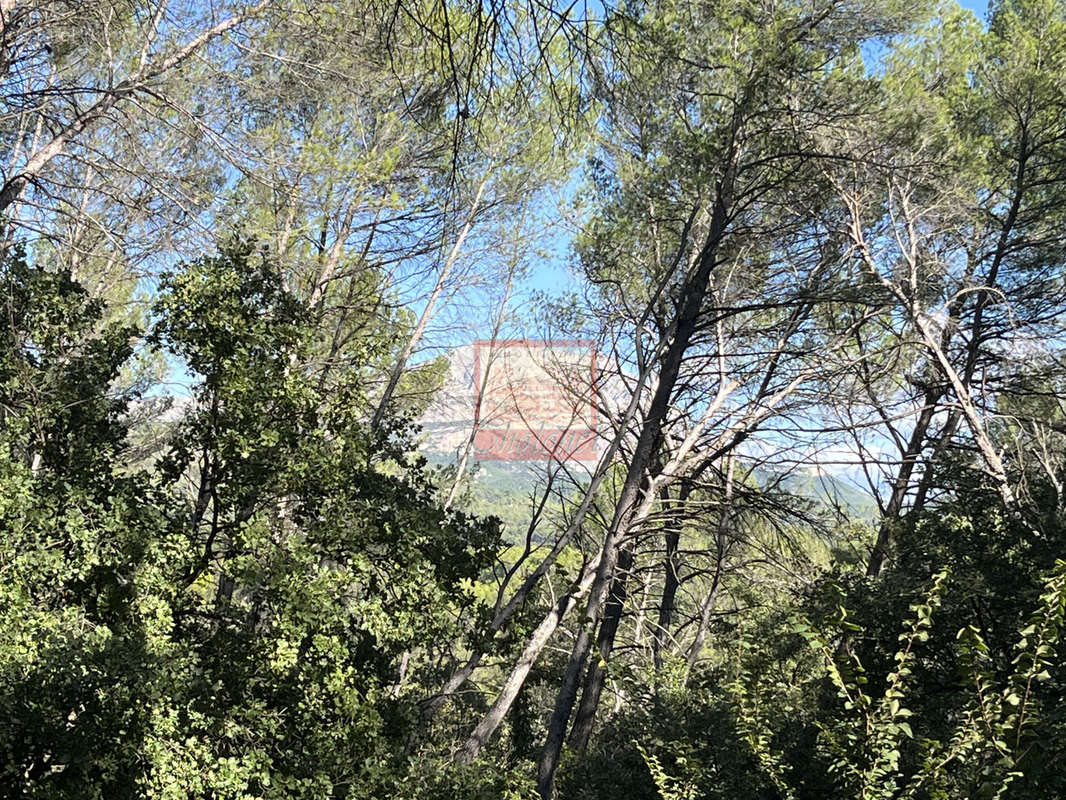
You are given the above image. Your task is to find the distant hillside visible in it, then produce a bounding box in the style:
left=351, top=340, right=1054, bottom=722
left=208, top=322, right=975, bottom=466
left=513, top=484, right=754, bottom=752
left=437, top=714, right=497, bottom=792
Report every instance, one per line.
left=418, top=345, right=877, bottom=536
left=424, top=454, right=876, bottom=543
left=778, top=470, right=878, bottom=520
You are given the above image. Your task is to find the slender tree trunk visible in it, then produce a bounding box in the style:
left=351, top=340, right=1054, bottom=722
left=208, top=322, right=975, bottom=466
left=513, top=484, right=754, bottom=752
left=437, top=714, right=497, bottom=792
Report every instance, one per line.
left=633, top=567, right=653, bottom=650
left=851, top=125, right=1031, bottom=572
left=422, top=468, right=556, bottom=722
left=0, top=1, right=270, bottom=217
left=307, top=206, right=356, bottom=309
left=906, top=130, right=1029, bottom=515
left=684, top=454, right=734, bottom=680
left=536, top=625, right=592, bottom=792
left=444, top=262, right=515, bottom=508
left=2, top=81, right=44, bottom=250
left=866, top=391, right=940, bottom=576
left=912, top=411, right=960, bottom=512
left=535, top=178, right=734, bottom=800
left=653, top=482, right=690, bottom=669
left=846, top=201, right=1024, bottom=515
left=0, top=0, right=15, bottom=35
left=429, top=350, right=659, bottom=720
left=371, top=178, right=486, bottom=430
left=453, top=552, right=603, bottom=764
left=567, top=543, right=636, bottom=754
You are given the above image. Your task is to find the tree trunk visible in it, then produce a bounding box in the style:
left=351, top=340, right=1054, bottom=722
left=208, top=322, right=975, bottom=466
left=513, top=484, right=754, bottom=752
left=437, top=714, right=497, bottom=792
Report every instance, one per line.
left=653, top=481, right=690, bottom=670
left=0, top=0, right=270, bottom=217
left=853, top=124, right=1031, bottom=573
left=567, top=543, right=636, bottom=754
left=684, top=454, right=734, bottom=679
left=866, top=391, right=940, bottom=576
left=535, top=178, right=734, bottom=799
left=430, top=349, right=659, bottom=722
left=444, top=264, right=515, bottom=508
left=0, top=0, right=15, bottom=36
left=371, top=178, right=486, bottom=431
left=453, top=551, right=603, bottom=764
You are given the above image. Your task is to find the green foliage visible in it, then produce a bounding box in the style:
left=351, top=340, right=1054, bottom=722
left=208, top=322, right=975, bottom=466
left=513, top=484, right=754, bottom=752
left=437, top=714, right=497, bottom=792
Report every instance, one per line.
left=557, top=683, right=776, bottom=800
left=785, top=570, right=948, bottom=800
left=951, top=560, right=1066, bottom=800
left=638, top=744, right=700, bottom=800
left=3, top=0, right=1066, bottom=797
left=0, top=240, right=502, bottom=797
left=644, top=556, right=1066, bottom=800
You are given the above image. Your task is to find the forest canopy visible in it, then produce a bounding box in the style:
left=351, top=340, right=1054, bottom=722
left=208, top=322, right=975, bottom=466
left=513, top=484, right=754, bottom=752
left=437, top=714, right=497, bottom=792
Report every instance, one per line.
left=1, top=0, right=1066, bottom=798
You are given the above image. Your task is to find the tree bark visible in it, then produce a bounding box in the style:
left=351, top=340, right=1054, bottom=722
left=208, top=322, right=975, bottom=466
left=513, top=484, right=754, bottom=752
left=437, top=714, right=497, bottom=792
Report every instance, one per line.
left=453, top=551, right=602, bottom=764
left=866, top=391, right=940, bottom=576
left=653, top=481, right=690, bottom=669
left=567, top=542, right=636, bottom=754
left=535, top=176, right=734, bottom=799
